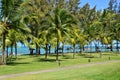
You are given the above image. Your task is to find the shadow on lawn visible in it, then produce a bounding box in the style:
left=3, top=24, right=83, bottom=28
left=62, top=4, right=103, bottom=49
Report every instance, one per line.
left=62, top=55, right=73, bottom=59
left=36, top=58, right=57, bottom=62
left=7, top=62, right=30, bottom=66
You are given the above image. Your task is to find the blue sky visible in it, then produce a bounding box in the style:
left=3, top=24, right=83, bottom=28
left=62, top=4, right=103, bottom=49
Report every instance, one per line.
left=80, top=0, right=110, bottom=10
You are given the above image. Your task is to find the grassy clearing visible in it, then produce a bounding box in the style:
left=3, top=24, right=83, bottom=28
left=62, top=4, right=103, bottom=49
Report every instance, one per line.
left=3, top=61, right=120, bottom=80
left=0, top=52, right=120, bottom=76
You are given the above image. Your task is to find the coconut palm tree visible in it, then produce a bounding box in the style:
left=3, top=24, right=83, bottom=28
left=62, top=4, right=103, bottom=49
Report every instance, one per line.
left=0, top=0, right=22, bottom=64
left=46, top=6, right=78, bottom=61
left=19, top=0, right=51, bottom=55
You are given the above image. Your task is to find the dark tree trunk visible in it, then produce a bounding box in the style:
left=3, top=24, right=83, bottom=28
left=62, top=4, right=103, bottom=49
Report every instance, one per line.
left=94, top=42, right=99, bottom=53
left=36, top=47, right=40, bottom=55
left=116, top=40, right=119, bottom=55
left=1, top=33, right=6, bottom=65
left=10, top=44, right=13, bottom=55
left=62, top=43, right=64, bottom=56
left=38, top=47, right=40, bottom=54
left=39, top=47, right=41, bottom=54
left=83, top=46, right=85, bottom=52
left=116, top=40, right=119, bottom=52
left=29, top=48, right=34, bottom=55
left=79, top=45, right=82, bottom=54
left=15, top=42, right=17, bottom=59
left=6, top=46, right=9, bottom=58
left=110, top=44, right=113, bottom=52
left=48, top=45, right=51, bottom=54
left=36, top=44, right=39, bottom=55
left=99, top=44, right=103, bottom=58
left=56, top=38, right=59, bottom=61
left=73, top=44, right=75, bottom=59
left=9, top=44, right=13, bottom=63
left=45, top=44, right=48, bottom=59
left=55, top=47, right=57, bottom=54
left=90, top=43, right=92, bottom=52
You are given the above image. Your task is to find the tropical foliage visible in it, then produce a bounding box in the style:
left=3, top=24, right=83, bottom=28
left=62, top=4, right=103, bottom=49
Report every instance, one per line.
left=0, top=0, right=120, bottom=64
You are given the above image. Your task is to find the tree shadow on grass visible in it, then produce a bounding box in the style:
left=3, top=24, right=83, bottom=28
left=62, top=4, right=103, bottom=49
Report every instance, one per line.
left=83, top=54, right=97, bottom=58
left=102, top=53, right=116, bottom=56
left=36, top=58, right=57, bottom=62
left=6, top=62, right=30, bottom=66
left=12, top=58, right=26, bottom=61
left=77, top=53, right=86, bottom=56
left=62, top=55, right=73, bottom=59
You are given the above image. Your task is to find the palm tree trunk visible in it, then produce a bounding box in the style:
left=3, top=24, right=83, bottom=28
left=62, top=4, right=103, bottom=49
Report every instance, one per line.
left=73, top=44, right=75, bottom=59
left=83, top=46, right=85, bottom=52
left=90, top=43, right=92, bottom=52
left=79, top=45, right=82, bottom=54
left=56, top=38, right=59, bottom=61
left=48, top=45, right=51, bottom=54
left=36, top=47, right=40, bottom=55
left=62, top=43, right=64, bottom=56
left=99, top=43, right=103, bottom=58
left=1, top=33, right=6, bottom=65
left=116, top=40, right=119, bottom=55
left=6, top=46, right=9, bottom=58
left=15, top=42, right=17, bottom=59
left=29, top=48, right=34, bottom=55
left=45, top=44, right=48, bottom=59
left=110, top=43, right=113, bottom=52
left=9, top=44, right=13, bottom=63
left=36, top=44, right=39, bottom=55
left=10, top=44, right=13, bottom=55
left=39, top=47, right=41, bottom=54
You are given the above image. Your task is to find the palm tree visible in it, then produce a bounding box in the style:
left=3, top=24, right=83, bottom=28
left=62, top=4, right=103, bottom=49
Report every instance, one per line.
left=0, top=0, right=17, bottom=64
left=19, top=0, right=51, bottom=55
left=6, top=29, right=25, bottom=59
left=114, top=23, right=120, bottom=53
left=46, top=6, right=78, bottom=61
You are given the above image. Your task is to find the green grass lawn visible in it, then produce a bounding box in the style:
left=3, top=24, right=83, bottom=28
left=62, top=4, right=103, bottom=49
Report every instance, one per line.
left=3, top=61, right=120, bottom=80
left=0, top=52, right=120, bottom=76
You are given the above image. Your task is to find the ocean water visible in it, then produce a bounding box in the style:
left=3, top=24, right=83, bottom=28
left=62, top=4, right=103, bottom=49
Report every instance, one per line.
left=0, top=44, right=120, bottom=55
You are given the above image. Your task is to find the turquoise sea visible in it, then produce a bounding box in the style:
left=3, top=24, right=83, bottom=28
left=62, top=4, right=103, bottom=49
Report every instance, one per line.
left=0, top=45, right=120, bottom=55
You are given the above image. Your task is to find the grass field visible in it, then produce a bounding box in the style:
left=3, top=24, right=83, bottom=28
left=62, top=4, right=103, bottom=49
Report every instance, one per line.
left=3, top=61, right=120, bottom=80
left=0, top=52, right=120, bottom=77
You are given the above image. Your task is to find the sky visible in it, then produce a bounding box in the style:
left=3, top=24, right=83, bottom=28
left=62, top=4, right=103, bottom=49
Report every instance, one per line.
left=80, top=0, right=110, bottom=10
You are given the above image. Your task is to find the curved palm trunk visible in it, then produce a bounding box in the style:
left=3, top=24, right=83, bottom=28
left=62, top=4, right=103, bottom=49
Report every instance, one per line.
left=1, top=33, right=6, bottom=65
